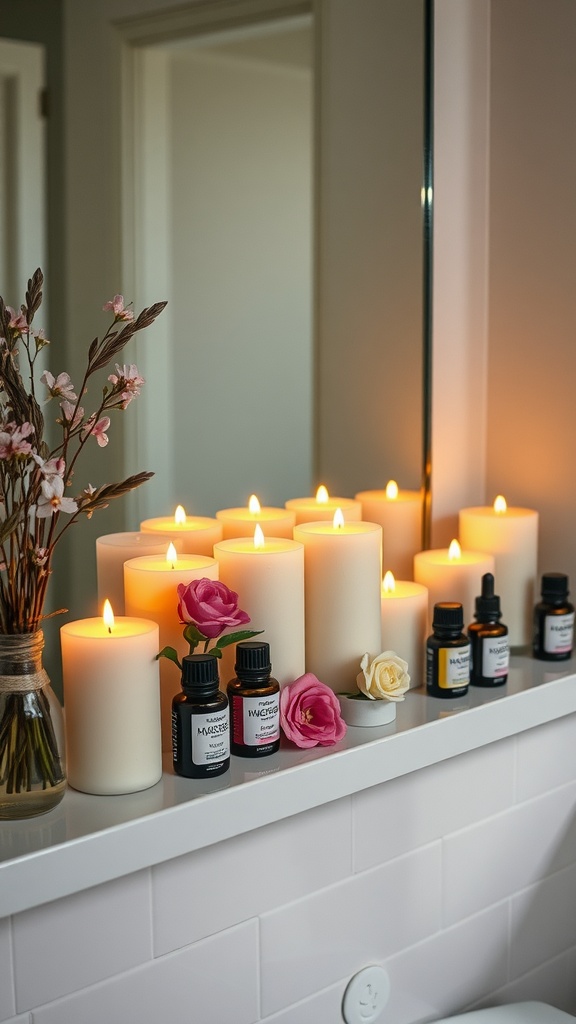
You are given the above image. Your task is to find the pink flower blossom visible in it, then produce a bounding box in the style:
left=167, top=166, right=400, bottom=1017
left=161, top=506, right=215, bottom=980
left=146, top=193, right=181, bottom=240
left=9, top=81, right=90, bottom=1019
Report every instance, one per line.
left=33, top=547, right=49, bottom=567
left=58, top=401, right=84, bottom=429
left=82, top=415, right=110, bottom=447
left=107, top=363, right=145, bottom=408
left=6, top=306, right=28, bottom=334
left=0, top=421, right=34, bottom=459
left=102, top=295, right=134, bottom=322
left=33, top=454, right=66, bottom=480
left=41, top=370, right=77, bottom=402
left=36, top=475, right=78, bottom=518
left=177, top=578, right=250, bottom=639
left=280, top=674, right=347, bottom=748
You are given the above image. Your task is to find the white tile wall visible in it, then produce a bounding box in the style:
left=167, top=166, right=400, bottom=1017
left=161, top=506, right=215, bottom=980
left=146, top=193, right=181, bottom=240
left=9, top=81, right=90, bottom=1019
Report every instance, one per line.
left=0, top=717, right=575, bottom=1023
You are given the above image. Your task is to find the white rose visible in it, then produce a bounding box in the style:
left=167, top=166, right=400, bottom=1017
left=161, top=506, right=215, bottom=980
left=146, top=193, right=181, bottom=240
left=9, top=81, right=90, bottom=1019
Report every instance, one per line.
left=356, top=650, right=410, bottom=701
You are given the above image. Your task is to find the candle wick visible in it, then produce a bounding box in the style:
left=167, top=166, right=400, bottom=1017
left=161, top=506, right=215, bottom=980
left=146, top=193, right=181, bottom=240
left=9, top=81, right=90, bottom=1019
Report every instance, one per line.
left=108, top=626, right=112, bottom=634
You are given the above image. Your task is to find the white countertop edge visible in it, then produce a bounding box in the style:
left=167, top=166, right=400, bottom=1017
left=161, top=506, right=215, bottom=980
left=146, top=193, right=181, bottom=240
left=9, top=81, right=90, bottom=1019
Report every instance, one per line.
left=2, top=663, right=576, bottom=918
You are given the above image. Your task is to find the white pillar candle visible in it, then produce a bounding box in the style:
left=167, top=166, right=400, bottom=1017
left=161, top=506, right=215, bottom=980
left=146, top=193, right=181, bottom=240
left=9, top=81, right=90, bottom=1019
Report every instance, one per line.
left=61, top=605, right=161, bottom=795
left=214, top=527, right=305, bottom=686
left=459, top=496, right=539, bottom=647
left=355, top=481, right=422, bottom=580
left=124, top=549, right=219, bottom=751
left=414, top=540, right=494, bottom=627
left=216, top=494, right=296, bottom=540
left=96, top=531, right=182, bottom=614
left=293, top=514, right=382, bottom=692
left=140, top=505, right=222, bottom=555
left=285, top=484, right=362, bottom=525
left=380, top=571, right=428, bottom=688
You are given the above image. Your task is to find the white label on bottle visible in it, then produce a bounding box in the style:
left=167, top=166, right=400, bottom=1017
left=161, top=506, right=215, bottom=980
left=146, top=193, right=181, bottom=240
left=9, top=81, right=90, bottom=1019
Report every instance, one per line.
left=482, top=635, right=510, bottom=678
left=191, top=708, right=229, bottom=765
left=438, top=644, right=471, bottom=688
left=233, top=693, right=280, bottom=747
left=544, top=612, right=575, bottom=654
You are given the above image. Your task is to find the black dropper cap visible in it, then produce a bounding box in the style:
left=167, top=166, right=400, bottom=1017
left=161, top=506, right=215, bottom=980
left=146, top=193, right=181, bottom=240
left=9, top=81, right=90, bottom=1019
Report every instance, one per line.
left=235, top=641, right=271, bottom=679
left=432, top=602, right=464, bottom=631
left=541, top=572, right=570, bottom=602
left=181, top=653, right=219, bottom=695
left=474, top=572, right=502, bottom=621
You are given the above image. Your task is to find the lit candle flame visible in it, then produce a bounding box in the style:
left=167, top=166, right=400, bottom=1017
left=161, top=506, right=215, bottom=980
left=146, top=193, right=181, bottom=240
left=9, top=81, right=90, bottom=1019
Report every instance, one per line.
left=166, top=542, right=178, bottom=567
left=103, top=599, right=114, bottom=634
left=494, top=494, right=507, bottom=514
left=385, top=480, right=399, bottom=500
left=448, top=539, right=462, bottom=561
left=248, top=494, right=261, bottom=514
left=253, top=523, right=265, bottom=548
left=316, top=484, right=329, bottom=504
left=382, top=570, right=396, bottom=594
left=333, top=508, right=345, bottom=529
left=174, top=505, right=186, bottom=525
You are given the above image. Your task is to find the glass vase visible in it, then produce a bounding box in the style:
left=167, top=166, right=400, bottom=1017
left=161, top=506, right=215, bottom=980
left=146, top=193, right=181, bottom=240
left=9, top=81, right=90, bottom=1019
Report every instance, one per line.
left=0, top=630, right=66, bottom=819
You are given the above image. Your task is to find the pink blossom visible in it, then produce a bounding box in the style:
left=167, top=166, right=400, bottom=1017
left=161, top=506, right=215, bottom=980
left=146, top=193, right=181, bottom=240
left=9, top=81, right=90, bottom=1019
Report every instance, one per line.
left=0, top=421, right=34, bottom=459
left=177, top=578, right=250, bottom=639
left=41, top=370, right=77, bottom=402
left=33, top=454, right=66, bottom=480
left=107, top=363, right=145, bottom=408
left=82, top=415, right=110, bottom=447
left=58, top=401, right=84, bottom=429
left=102, top=294, right=134, bottom=322
left=36, top=476, right=78, bottom=518
left=33, top=547, right=49, bottom=567
left=280, top=674, right=347, bottom=748
left=6, top=306, right=28, bottom=334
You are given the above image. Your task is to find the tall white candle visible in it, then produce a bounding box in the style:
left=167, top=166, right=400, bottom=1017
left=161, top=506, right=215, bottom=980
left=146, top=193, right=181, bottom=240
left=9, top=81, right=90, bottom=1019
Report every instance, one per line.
left=286, top=484, right=362, bottom=525
left=355, top=481, right=422, bottom=580
left=61, top=604, right=161, bottom=795
left=294, top=513, right=382, bottom=692
left=214, top=527, right=305, bottom=686
left=380, top=571, right=428, bottom=688
left=459, top=496, right=538, bottom=647
left=96, top=531, right=181, bottom=613
left=414, top=540, right=494, bottom=626
left=140, top=504, right=222, bottom=555
left=216, top=494, right=296, bottom=540
left=124, top=548, right=219, bottom=750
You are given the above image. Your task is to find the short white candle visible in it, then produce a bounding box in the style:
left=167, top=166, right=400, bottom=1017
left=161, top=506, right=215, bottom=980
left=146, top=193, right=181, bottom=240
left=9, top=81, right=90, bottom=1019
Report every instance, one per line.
left=216, top=494, right=296, bottom=540
left=381, top=571, right=428, bottom=688
left=61, top=603, right=161, bottom=795
left=140, top=504, right=222, bottom=555
left=96, top=531, right=182, bottom=613
left=459, top=496, right=539, bottom=647
left=124, top=546, right=219, bottom=750
left=294, top=512, right=382, bottom=692
left=356, top=481, right=422, bottom=580
left=286, top=484, right=362, bottom=525
left=414, top=540, right=494, bottom=626
left=214, top=525, right=305, bottom=686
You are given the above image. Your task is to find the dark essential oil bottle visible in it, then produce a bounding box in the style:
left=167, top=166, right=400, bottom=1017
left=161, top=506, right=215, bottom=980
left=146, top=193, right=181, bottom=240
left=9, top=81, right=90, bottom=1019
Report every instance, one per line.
left=426, top=602, right=471, bottom=698
left=227, top=641, right=280, bottom=757
left=172, top=653, right=230, bottom=778
left=467, top=572, right=509, bottom=686
left=533, top=572, right=575, bottom=661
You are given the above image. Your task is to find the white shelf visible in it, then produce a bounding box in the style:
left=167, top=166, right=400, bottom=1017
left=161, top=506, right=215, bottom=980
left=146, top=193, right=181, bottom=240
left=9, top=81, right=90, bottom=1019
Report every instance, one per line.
left=2, top=654, right=576, bottom=918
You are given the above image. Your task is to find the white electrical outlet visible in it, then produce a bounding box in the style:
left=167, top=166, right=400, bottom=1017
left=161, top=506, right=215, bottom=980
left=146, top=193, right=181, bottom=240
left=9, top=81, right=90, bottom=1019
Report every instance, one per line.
left=341, top=964, right=391, bottom=1024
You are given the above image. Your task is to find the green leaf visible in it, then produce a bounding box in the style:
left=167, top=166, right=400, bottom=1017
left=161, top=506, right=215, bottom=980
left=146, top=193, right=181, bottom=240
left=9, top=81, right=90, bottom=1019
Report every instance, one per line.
left=209, top=647, right=223, bottom=658
left=183, top=623, right=207, bottom=646
left=156, top=646, right=182, bottom=670
left=216, top=629, right=264, bottom=650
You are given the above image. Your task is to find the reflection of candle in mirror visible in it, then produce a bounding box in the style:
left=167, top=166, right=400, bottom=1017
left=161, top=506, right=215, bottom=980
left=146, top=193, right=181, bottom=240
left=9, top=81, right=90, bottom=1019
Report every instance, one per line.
left=124, top=546, right=219, bottom=750
left=355, top=480, right=422, bottom=580
left=216, top=494, right=296, bottom=540
left=414, top=539, right=494, bottom=626
left=140, top=505, right=222, bottom=555
left=293, top=510, right=382, bottom=691
left=286, top=484, right=362, bottom=525
left=96, top=531, right=183, bottom=613
left=459, top=495, right=538, bottom=647
left=214, top=524, right=305, bottom=685
left=61, top=601, right=161, bottom=795
left=380, top=571, right=428, bottom=687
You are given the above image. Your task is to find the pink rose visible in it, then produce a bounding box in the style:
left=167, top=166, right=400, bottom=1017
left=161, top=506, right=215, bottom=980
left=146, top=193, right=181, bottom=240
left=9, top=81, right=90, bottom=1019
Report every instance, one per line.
left=280, top=674, right=347, bottom=748
left=177, top=578, right=250, bottom=639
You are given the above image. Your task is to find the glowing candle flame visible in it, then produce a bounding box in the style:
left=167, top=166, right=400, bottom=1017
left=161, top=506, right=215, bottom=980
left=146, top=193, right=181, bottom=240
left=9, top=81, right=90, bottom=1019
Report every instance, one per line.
left=248, top=494, right=261, bottom=514
left=166, top=542, right=178, bottom=567
left=333, top=508, right=345, bottom=529
left=382, top=570, right=396, bottom=594
left=253, top=523, right=265, bottom=548
left=174, top=505, right=186, bottom=525
left=385, top=480, right=399, bottom=500
left=103, top=599, right=114, bottom=633
left=316, top=485, right=329, bottom=504
left=494, top=494, right=507, bottom=514
left=448, top=539, right=462, bottom=561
